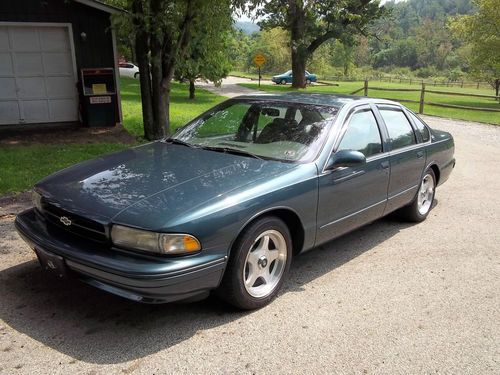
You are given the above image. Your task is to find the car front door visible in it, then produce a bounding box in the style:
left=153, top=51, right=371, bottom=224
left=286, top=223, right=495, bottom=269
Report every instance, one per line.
left=316, top=105, right=390, bottom=245
left=375, top=105, right=426, bottom=214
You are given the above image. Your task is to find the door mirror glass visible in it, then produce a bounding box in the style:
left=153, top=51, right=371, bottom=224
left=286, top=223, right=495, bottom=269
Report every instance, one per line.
left=326, top=150, right=366, bottom=170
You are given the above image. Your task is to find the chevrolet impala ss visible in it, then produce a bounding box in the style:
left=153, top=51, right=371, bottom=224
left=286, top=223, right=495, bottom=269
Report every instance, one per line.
left=15, top=93, right=455, bottom=309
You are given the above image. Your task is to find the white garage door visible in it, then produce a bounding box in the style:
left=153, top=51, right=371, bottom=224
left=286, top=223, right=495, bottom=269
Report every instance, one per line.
left=0, top=24, right=78, bottom=125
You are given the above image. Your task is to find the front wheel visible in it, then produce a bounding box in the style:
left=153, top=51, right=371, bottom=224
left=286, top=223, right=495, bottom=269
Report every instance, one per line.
left=398, top=168, right=436, bottom=222
left=216, top=216, right=292, bottom=310
left=306, top=79, right=311, bottom=85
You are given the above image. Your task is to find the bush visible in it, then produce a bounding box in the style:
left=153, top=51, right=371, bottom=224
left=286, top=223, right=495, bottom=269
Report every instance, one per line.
left=415, top=66, right=438, bottom=78
left=446, top=68, right=465, bottom=81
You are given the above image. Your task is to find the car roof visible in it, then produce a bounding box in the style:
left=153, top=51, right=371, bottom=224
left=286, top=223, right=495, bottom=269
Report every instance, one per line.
left=234, top=92, right=401, bottom=109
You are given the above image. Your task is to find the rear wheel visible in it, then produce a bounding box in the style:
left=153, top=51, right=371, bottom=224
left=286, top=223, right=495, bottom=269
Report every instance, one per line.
left=216, top=216, right=292, bottom=310
left=306, top=79, right=311, bottom=85
left=399, top=168, right=436, bottom=222
left=134, top=72, right=139, bottom=79
left=281, top=79, right=287, bottom=85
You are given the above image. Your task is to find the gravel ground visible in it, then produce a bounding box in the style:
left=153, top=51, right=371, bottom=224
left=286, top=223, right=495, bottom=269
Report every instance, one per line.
left=0, top=115, right=499, bottom=374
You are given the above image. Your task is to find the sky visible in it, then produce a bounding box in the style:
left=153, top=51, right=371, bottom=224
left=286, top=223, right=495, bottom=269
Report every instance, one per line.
left=235, top=0, right=405, bottom=22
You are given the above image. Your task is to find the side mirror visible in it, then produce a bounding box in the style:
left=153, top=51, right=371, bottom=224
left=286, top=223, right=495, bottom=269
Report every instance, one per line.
left=325, top=150, right=366, bottom=170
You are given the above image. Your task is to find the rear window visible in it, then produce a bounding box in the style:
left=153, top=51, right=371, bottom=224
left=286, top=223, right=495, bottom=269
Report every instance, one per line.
left=408, top=112, right=430, bottom=142
left=379, top=108, right=416, bottom=150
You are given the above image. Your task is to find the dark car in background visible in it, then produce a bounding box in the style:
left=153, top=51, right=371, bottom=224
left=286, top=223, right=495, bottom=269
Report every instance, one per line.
left=16, top=93, right=455, bottom=310
left=272, top=70, right=317, bottom=84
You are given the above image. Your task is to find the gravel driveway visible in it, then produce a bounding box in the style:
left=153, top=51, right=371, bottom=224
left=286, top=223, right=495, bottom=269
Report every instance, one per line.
left=0, top=116, right=499, bottom=374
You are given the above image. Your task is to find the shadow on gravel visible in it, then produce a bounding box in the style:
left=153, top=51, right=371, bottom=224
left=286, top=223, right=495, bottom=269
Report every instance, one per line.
left=0, top=214, right=421, bottom=365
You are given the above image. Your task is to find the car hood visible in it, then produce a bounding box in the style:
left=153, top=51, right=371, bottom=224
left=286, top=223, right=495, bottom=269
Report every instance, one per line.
left=36, top=142, right=297, bottom=227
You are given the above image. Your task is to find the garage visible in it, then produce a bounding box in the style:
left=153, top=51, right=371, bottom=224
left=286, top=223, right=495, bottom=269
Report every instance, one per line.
left=0, top=0, right=122, bottom=128
left=0, top=24, right=78, bottom=125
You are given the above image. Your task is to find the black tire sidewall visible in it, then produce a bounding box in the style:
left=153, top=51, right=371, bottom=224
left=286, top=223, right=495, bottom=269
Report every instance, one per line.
left=405, top=168, right=436, bottom=222
left=223, top=216, right=292, bottom=309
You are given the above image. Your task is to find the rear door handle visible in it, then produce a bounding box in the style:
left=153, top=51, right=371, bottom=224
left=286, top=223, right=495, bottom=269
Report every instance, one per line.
left=416, top=150, right=424, bottom=159
left=380, top=161, right=390, bottom=169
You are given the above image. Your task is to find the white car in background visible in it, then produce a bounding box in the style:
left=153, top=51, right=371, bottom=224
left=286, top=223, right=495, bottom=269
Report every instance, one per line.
left=118, top=62, right=140, bottom=79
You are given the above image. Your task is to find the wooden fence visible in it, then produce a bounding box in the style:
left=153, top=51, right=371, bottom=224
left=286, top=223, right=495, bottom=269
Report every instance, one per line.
left=349, top=80, right=500, bottom=115
left=322, top=75, right=492, bottom=90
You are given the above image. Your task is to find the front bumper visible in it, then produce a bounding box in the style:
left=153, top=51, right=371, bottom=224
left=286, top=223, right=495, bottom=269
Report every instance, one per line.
left=15, top=208, right=227, bottom=303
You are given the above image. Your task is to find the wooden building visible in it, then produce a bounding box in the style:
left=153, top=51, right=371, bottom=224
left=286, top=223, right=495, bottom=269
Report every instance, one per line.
left=0, top=0, right=122, bottom=128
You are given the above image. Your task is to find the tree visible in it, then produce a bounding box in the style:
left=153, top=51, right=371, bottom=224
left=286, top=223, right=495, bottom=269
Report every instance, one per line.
left=255, top=0, right=387, bottom=88
left=127, top=0, right=201, bottom=140
left=450, top=0, right=500, bottom=96
left=175, top=1, right=233, bottom=99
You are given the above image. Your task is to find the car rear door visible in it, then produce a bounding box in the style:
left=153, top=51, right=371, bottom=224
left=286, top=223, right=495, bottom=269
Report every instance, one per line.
left=316, top=105, right=390, bottom=245
left=375, top=104, right=426, bottom=214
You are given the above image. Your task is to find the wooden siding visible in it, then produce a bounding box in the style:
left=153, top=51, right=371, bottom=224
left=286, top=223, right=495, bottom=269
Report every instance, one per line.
left=0, top=0, right=114, bottom=73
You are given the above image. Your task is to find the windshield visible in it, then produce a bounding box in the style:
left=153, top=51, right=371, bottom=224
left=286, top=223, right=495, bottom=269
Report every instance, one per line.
left=172, top=99, right=338, bottom=162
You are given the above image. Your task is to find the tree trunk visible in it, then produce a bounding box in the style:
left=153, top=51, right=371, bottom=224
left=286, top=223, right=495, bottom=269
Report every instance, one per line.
left=132, top=0, right=154, bottom=140
left=495, top=79, right=499, bottom=99
left=189, top=79, right=196, bottom=99
left=289, top=0, right=306, bottom=88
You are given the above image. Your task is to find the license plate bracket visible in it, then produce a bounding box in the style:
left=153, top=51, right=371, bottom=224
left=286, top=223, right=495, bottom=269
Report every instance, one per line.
left=35, top=248, right=67, bottom=278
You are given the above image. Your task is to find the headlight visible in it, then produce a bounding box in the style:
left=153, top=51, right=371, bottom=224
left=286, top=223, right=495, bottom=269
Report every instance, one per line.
left=111, top=225, right=201, bottom=255
left=32, top=191, right=43, bottom=212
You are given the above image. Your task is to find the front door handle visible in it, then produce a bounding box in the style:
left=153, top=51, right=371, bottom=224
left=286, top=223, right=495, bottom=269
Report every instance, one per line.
left=416, top=150, right=424, bottom=159
left=380, top=161, right=390, bottom=169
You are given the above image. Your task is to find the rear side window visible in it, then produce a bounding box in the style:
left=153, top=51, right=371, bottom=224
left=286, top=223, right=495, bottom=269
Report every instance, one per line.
left=408, top=112, right=430, bottom=142
left=379, top=108, right=416, bottom=150
left=337, top=109, right=382, bottom=157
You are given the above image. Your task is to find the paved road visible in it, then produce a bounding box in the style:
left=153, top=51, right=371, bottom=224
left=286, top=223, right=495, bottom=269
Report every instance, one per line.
left=0, top=97, right=499, bottom=373
left=196, top=76, right=267, bottom=97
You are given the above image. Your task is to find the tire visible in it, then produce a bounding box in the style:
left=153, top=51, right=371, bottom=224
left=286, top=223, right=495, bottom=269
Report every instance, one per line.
left=398, top=168, right=436, bottom=222
left=134, top=72, right=140, bottom=79
left=306, top=79, right=311, bottom=85
left=216, top=216, right=292, bottom=310
left=281, top=79, right=287, bottom=85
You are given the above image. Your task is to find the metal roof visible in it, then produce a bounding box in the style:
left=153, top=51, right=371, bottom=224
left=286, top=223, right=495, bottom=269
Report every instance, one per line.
left=74, top=0, right=124, bottom=14
left=233, top=92, right=397, bottom=108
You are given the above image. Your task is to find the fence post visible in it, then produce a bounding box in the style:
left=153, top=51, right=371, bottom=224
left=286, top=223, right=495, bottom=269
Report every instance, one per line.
left=419, top=83, right=426, bottom=114
left=364, top=79, right=368, bottom=96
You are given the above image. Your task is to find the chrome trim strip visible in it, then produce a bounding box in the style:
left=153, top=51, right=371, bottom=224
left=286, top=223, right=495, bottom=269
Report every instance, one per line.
left=320, top=199, right=386, bottom=229
left=387, top=142, right=427, bottom=156
left=388, top=184, right=418, bottom=201
left=332, top=170, right=366, bottom=183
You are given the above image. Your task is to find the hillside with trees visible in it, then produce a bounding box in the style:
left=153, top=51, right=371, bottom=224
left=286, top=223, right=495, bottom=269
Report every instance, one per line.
left=230, top=0, right=478, bottom=83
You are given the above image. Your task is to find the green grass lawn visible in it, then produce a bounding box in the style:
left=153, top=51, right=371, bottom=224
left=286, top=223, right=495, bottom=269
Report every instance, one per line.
left=0, top=79, right=226, bottom=195
left=0, top=143, right=129, bottom=195
left=239, top=81, right=500, bottom=125
left=120, top=77, right=226, bottom=138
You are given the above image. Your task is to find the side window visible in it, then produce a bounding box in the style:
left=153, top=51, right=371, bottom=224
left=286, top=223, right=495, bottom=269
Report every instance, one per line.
left=337, top=109, right=382, bottom=157
left=408, top=112, right=430, bottom=142
left=379, top=108, right=416, bottom=150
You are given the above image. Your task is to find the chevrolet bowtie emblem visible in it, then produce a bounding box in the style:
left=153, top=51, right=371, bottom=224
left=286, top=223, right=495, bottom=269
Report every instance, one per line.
left=60, top=216, right=72, bottom=226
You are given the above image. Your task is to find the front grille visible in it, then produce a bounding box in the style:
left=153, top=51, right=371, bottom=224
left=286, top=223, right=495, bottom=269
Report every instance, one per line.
left=40, top=201, right=108, bottom=243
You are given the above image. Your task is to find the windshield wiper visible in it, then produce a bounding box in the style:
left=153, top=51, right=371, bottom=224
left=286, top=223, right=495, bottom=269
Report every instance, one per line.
left=164, top=138, right=196, bottom=148
left=199, top=145, right=264, bottom=160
